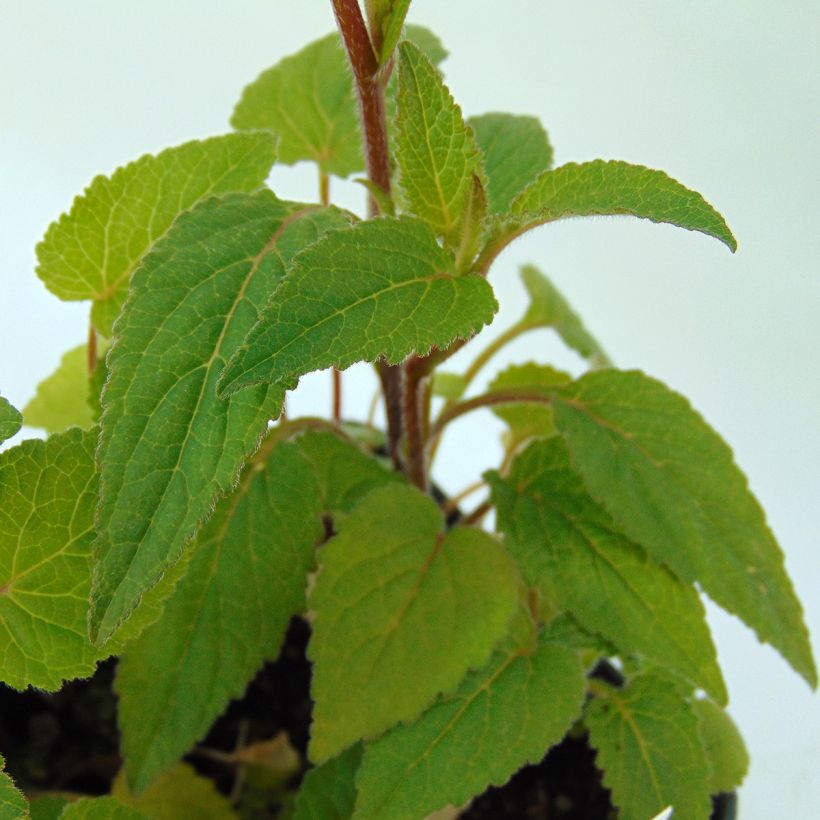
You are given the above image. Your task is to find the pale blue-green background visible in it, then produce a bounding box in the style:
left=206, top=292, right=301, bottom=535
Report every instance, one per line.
left=2, top=2, right=818, bottom=816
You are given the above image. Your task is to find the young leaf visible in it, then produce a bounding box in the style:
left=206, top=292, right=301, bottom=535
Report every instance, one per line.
left=488, top=437, right=727, bottom=703
left=36, top=133, right=277, bottom=335
left=293, top=744, right=363, bottom=820
left=396, top=41, right=484, bottom=247
left=488, top=363, right=571, bottom=447
left=23, top=344, right=96, bottom=433
left=353, top=630, right=586, bottom=820
left=219, top=216, right=496, bottom=398
left=366, top=0, right=412, bottom=65
left=59, top=797, right=150, bottom=820
left=585, top=673, right=712, bottom=820
left=693, top=699, right=749, bottom=794
left=518, top=265, right=611, bottom=365
left=0, top=396, right=22, bottom=444
left=0, top=429, right=102, bottom=690
left=117, top=429, right=396, bottom=792
left=468, top=113, right=553, bottom=215
left=552, top=369, right=817, bottom=687
left=112, top=762, right=237, bottom=820
left=0, top=754, right=27, bottom=820
left=90, top=191, right=350, bottom=644
left=308, top=483, right=519, bottom=763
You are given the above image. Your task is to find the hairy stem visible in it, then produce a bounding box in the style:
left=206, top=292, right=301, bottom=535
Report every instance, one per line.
left=403, top=355, right=431, bottom=490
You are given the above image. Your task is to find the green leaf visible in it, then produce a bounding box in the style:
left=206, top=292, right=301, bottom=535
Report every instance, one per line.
left=468, top=113, right=553, bottom=215
left=58, top=797, right=149, bottom=820
left=0, top=754, right=28, bottom=820
left=396, top=42, right=484, bottom=246
left=0, top=429, right=103, bottom=690
left=308, top=483, right=519, bottom=763
left=552, top=369, right=817, bottom=687
left=402, top=25, right=448, bottom=67
left=23, top=345, right=95, bottom=433
left=90, top=191, right=349, bottom=644
left=231, top=34, right=362, bottom=178
left=117, top=429, right=395, bottom=792
left=488, top=363, right=571, bottom=448
left=112, top=763, right=237, bottom=820
left=366, top=0, right=412, bottom=65
left=693, top=699, right=749, bottom=794
left=219, top=216, right=496, bottom=398
left=518, top=265, right=611, bottom=365
left=29, top=795, right=69, bottom=820
left=36, top=133, right=277, bottom=335
left=431, top=372, right=468, bottom=401
left=353, top=630, right=586, bottom=820
left=0, top=396, right=22, bottom=444
left=293, top=745, right=363, bottom=820
left=488, top=437, right=726, bottom=702
left=585, top=673, right=712, bottom=820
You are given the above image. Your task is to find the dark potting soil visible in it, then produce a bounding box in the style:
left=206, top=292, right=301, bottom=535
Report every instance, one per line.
left=0, top=617, right=736, bottom=818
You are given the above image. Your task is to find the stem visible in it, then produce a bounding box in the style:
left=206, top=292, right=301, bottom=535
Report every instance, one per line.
left=442, top=479, right=486, bottom=516
left=460, top=320, right=535, bottom=393
left=87, top=325, right=98, bottom=375
left=462, top=499, right=493, bottom=528
left=403, top=355, right=430, bottom=490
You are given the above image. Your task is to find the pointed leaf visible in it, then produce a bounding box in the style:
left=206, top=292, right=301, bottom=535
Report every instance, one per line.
left=488, top=437, right=726, bottom=702
left=366, top=0, right=412, bottom=65
left=519, top=265, right=611, bottom=365
left=0, top=396, right=22, bottom=444
left=585, top=673, right=712, bottom=820
left=117, top=430, right=395, bottom=792
left=0, top=755, right=28, bottom=820
left=112, top=763, right=237, bottom=820
left=353, top=630, right=586, bottom=820
left=90, top=191, right=350, bottom=644
left=308, top=483, right=519, bottom=762
left=693, top=699, right=749, bottom=794
left=402, top=25, right=448, bottom=67
left=293, top=744, right=363, bottom=820
left=397, top=42, right=484, bottom=246
left=36, top=133, right=277, bottom=335
left=0, top=429, right=102, bottom=690
left=219, top=216, right=496, bottom=397
left=468, top=113, right=553, bottom=215
left=23, top=345, right=96, bottom=433
left=59, top=797, right=150, bottom=820
left=552, top=369, right=817, bottom=686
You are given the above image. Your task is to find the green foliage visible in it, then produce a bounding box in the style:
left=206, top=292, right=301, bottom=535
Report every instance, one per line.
left=36, top=133, right=277, bottom=336
left=4, top=7, right=814, bottom=819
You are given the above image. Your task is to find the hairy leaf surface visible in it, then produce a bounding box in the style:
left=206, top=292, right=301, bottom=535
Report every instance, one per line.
left=367, top=0, right=412, bottom=65
left=219, top=216, right=496, bottom=397
left=117, top=430, right=395, bottom=791
left=0, top=397, right=22, bottom=444
left=0, top=429, right=100, bottom=690
left=0, top=755, right=27, bottom=820
left=585, top=674, right=711, bottom=820
left=488, top=437, right=726, bottom=702
left=308, top=483, right=519, bottom=763
left=468, top=113, right=553, bottom=215
left=59, top=797, right=150, bottom=820
left=293, top=744, right=363, bottom=820
left=353, top=629, right=586, bottom=820
left=552, top=369, right=817, bottom=686
left=397, top=42, right=484, bottom=246
left=36, top=133, right=277, bottom=335
left=694, top=699, right=749, bottom=794
left=91, top=191, right=349, bottom=643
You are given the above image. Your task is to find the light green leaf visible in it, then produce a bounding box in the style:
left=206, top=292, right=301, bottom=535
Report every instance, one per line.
left=488, top=437, right=727, bottom=702
left=552, top=369, right=817, bottom=687
left=0, top=754, right=28, bottom=820
left=488, top=363, right=571, bottom=447
left=353, top=630, right=586, bottom=820
left=219, top=216, right=496, bottom=398
left=397, top=41, right=484, bottom=246
left=231, top=34, right=362, bottom=178
left=585, top=673, right=712, bottom=820
left=0, top=429, right=102, bottom=690
left=468, top=113, right=553, bottom=215
left=519, top=265, right=611, bottom=365
left=432, top=372, right=468, bottom=401
left=117, top=429, right=395, bottom=792
left=23, top=345, right=95, bottom=433
left=293, top=744, right=363, bottom=820
left=0, top=396, right=22, bottom=444
left=58, top=797, right=149, bottom=820
left=308, top=483, right=519, bottom=763
left=36, top=133, right=277, bottom=335
left=402, top=25, right=448, bottom=67
left=694, top=699, right=749, bottom=794
left=366, top=0, right=412, bottom=65
left=112, top=763, right=237, bottom=820
left=90, top=191, right=350, bottom=644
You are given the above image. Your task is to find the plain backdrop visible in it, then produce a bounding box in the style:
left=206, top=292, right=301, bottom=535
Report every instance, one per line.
left=2, top=2, right=818, bottom=817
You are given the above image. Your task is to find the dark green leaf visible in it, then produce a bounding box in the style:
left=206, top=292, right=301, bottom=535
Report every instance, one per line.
left=293, top=745, right=363, bottom=820
left=0, top=396, right=22, bottom=444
